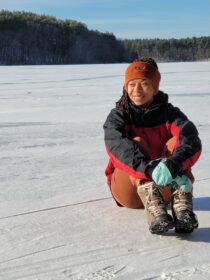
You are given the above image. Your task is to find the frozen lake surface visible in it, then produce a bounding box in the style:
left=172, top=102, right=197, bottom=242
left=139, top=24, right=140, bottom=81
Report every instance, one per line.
left=0, top=61, right=210, bottom=279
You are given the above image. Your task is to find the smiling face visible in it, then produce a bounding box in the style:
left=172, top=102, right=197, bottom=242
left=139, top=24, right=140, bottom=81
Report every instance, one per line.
left=127, top=78, right=155, bottom=106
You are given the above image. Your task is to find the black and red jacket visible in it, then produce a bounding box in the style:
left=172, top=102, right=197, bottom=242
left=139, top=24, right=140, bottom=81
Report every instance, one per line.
left=103, top=91, right=202, bottom=185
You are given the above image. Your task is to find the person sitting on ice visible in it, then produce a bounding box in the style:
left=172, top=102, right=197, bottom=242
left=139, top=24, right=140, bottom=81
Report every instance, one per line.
left=103, top=57, right=202, bottom=234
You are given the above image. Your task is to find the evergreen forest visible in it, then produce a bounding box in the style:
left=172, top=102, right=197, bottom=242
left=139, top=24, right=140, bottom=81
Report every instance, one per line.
left=0, top=10, right=210, bottom=65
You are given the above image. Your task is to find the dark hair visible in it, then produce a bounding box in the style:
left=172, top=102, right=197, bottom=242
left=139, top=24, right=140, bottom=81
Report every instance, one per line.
left=136, top=57, right=158, bottom=69
left=115, top=57, right=158, bottom=112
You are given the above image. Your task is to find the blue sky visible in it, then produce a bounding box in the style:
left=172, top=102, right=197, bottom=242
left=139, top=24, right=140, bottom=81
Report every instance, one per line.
left=0, top=0, right=210, bottom=39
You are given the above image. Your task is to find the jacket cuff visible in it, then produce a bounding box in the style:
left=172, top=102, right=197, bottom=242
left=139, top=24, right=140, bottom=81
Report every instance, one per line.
left=145, top=159, right=161, bottom=179
left=165, top=158, right=181, bottom=178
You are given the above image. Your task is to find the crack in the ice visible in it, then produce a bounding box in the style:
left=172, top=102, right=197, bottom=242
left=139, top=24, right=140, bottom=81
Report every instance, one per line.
left=0, top=244, right=66, bottom=264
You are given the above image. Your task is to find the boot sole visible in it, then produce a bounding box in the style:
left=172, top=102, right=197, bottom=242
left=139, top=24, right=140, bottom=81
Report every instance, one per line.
left=173, top=211, right=198, bottom=233
left=150, top=220, right=174, bottom=234
left=174, top=217, right=198, bottom=234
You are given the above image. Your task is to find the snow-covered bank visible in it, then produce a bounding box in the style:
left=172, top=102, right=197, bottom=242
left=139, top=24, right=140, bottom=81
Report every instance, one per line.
left=0, top=62, right=210, bottom=279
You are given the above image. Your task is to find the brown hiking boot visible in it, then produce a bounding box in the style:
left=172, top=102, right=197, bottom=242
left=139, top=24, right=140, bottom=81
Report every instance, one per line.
left=137, top=181, right=174, bottom=234
left=171, top=183, right=198, bottom=233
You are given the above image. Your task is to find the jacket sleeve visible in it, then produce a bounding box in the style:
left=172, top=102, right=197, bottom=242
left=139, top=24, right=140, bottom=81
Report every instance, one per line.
left=103, top=108, right=150, bottom=179
left=165, top=104, right=202, bottom=177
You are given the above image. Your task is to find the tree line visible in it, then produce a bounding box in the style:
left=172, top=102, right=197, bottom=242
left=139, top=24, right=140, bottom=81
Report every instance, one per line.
left=0, top=10, right=210, bottom=65
left=123, top=37, right=210, bottom=62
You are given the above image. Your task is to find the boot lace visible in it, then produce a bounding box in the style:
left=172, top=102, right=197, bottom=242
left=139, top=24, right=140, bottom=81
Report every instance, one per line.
left=172, top=188, right=193, bottom=213
left=143, top=182, right=167, bottom=217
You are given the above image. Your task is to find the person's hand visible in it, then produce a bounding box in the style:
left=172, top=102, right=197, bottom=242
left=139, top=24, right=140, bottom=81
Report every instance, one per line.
left=173, top=175, right=193, bottom=192
left=152, top=159, right=173, bottom=186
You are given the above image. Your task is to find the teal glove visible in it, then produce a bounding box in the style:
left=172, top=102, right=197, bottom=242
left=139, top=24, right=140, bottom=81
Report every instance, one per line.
left=173, top=175, right=192, bottom=192
left=152, top=159, right=173, bottom=186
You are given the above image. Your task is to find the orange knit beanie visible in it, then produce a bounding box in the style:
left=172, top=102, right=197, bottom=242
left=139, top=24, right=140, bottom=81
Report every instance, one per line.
left=124, top=61, right=161, bottom=94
